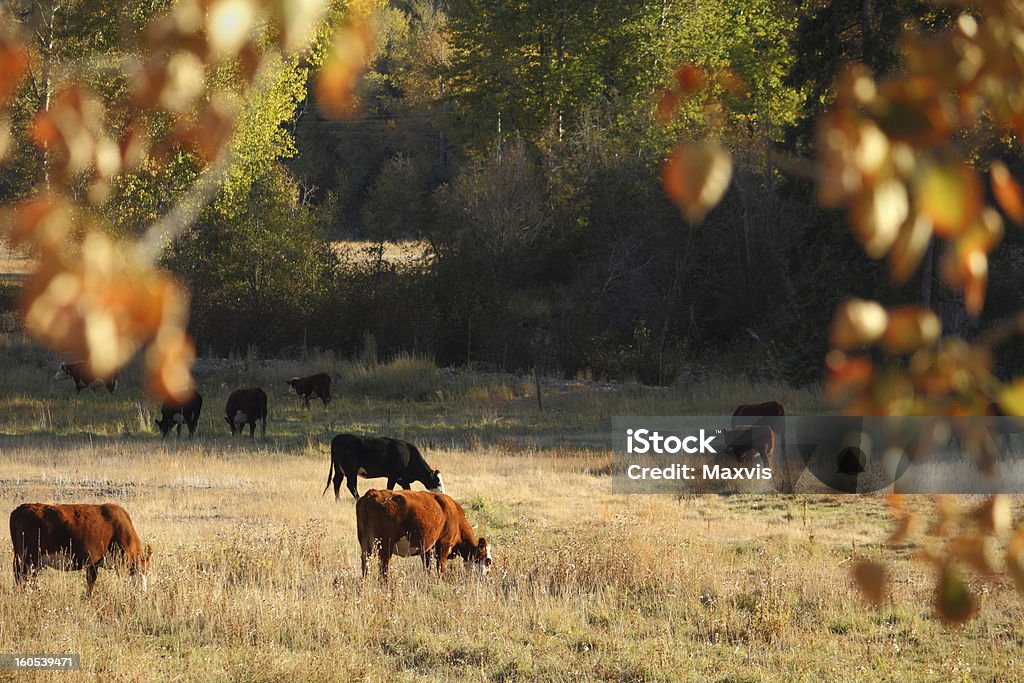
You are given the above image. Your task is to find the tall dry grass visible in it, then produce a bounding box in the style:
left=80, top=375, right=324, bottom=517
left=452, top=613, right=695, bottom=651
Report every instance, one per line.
left=1, top=441, right=1021, bottom=681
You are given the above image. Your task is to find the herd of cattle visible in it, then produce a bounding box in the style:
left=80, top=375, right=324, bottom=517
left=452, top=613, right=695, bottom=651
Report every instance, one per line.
left=9, top=384, right=775, bottom=595
left=13, top=366, right=494, bottom=593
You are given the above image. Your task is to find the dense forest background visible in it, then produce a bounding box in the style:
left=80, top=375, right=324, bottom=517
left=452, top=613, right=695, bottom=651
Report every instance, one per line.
left=2, top=0, right=1022, bottom=385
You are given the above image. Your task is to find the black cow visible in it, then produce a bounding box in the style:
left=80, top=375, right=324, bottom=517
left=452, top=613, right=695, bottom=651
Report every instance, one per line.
left=224, top=387, right=267, bottom=439
left=54, top=361, right=118, bottom=393
left=323, top=434, right=444, bottom=501
left=155, top=391, right=203, bottom=439
left=286, top=372, right=332, bottom=408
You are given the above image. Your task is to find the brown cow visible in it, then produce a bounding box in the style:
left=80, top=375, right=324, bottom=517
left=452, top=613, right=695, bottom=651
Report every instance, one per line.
left=356, top=489, right=492, bottom=581
left=732, top=401, right=785, bottom=447
left=721, top=425, right=775, bottom=466
left=286, top=373, right=332, bottom=408
left=54, top=361, right=118, bottom=393
left=10, top=503, right=151, bottom=597
left=224, top=387, right=267, bottom=438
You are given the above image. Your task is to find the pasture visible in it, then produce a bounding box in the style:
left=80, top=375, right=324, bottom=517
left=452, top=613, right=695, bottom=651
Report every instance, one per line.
left=0, top=341, right=1023, bottom=681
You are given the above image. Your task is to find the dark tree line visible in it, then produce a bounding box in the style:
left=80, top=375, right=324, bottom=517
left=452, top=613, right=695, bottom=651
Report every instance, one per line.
left=1, top=0, right=1021, bottom=384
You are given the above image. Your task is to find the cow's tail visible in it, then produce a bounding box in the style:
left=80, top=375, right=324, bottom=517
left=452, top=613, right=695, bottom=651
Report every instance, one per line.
left=322, top=457, right=334, bottom=497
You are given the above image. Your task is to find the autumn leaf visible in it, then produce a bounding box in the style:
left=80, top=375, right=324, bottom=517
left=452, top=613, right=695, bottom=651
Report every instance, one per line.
left=853, top=560, right=887, bottom=606
left=990, top=161, right=1024, bottom=224
left=998, top=380, right=1024, bottom=416
left=881, top=306, right=940, bottom=354
left=935, top=566, right=977, bottom=624
left=830, top=299, right=888, bottom=349
left=916, top=161, right=983, bottom=239
left=661, top=142, right=733, bottom=223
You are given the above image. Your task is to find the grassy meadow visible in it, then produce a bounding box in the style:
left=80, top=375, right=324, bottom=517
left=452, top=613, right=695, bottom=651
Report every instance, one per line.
left=0, top=337, right=1023, bottom=681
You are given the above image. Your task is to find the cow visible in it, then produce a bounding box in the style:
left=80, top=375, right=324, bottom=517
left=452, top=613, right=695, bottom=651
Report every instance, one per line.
left=224, top=387, right=268, bottom=439
left=286, top=372, right=332, bottom=408
left=356, top=489, right=492, bottom=580
left=53, top=361, right=118, bottom=393
left=323, top=434, right=444, bottom=501
left=10, top=502, right=151, bottom=597
left=732, top=402, right=786, bottom=451
left=721, top=424, right=775, bottom=466
left=155, top=391, right=203, bottom=439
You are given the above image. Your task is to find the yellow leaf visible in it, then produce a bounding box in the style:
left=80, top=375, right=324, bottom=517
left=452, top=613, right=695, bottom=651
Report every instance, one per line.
left=916, top=161, right=983, bottom=239
left=968, top=495, right=1011, bottom=535
left=830, top=299, right=888, bottom=349
left=849, top=179, right=907, bottom=258
left=998, top=380, right=1024, bottom=416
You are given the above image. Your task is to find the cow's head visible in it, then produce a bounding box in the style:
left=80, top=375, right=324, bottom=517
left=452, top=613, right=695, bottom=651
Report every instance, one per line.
left=427, top=470, right=445, bottom=493
left=286, top=378, right=298, bottom=389
left=473, top=538, right=493, bottom=577
left=131, top=544, right=152, bottom=591
left=53, top=363, right=70, bottom=381
left=155, top=416, right=172, bottom=436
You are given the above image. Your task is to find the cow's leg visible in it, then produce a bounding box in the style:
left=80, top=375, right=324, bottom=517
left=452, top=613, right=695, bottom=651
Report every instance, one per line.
left=360, top=540, right=373, bottom=578
left=400, top=481, right=411, bottom=491
left=249, top=422, right=256, bottom=439
left=12, top=552, right=27, bottom=588
left=386, top=478, right=397, bottom=490
left=437, top=545, right=449, bottom=576
left=379, top=548, right=391, bottom=581
left=346, top=471, right=359, bottom=500
left=84, top=565, right=98, bottom=598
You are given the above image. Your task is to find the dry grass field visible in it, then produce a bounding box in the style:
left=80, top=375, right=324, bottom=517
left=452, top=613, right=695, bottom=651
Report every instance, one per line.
left=0, top=340, right=1023, bottom=681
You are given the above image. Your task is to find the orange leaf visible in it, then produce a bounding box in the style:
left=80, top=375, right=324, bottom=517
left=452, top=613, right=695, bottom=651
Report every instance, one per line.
left=673, top=64, right=706, bottom=95
left=852, top=560, right=886, bottom=606
left=0, top=36, right=28, bottom=104
left=1006, top=529, right=1024, bottom=595
left=991, top=162, right=1024, bottom=224
left=888, top=213, right=933, bottom=284
left=661, top=142, right=732, bottom=223
left=881, top=306, right=941, bottom=354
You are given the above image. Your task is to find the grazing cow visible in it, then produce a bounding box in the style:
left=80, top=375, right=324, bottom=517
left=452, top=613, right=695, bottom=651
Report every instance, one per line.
left=53, top=361, right=118, bottom=393
left=286, top=372, right=332, bottom=408
left=356, top=489, right=492, bottom=580
left=732, top=401, right=786, bottom=448
left=10, top=503, right=151, bottom=597
left=323, top=434, right=444, bottom=501
left=721, top=425, right=775, bottom=466
left=224, top=387, right=268, bottom=438
left=155, top=391, right=203, bottom=439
